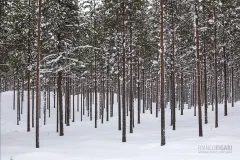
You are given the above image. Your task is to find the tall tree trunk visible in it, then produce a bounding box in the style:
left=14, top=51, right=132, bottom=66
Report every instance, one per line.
left=223, top=46, right=227, bottom=116
left=214, top=4, right=218, bottom=128
left=94, top=0, right=98, bottom=126
left=36, top=0, right=42, bottom=148
left=160, top=0, right=165, bottom=146
left=121, top=0, right=126, bottom=142
left=129, top=2, right=133, bottom=133
left=195, top=0, right=203, bottom=137
left=171, top=0, right=176, bottom=130
left=203, top=2, right=208, bottom=124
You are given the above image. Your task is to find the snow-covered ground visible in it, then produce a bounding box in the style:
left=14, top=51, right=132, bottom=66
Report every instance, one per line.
left=1, top=91, right=240, bottom=160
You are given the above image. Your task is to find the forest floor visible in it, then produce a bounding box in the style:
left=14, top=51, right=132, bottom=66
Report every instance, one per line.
left=1, top=91, right=240, bottom=160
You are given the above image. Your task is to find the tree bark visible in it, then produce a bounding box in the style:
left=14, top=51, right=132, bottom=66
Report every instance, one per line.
left=195, top=0, right=203, bottom=137
left=58, top=71, right=64, bottom=136
left=160, top=0, right=165, bottom=146
left=121, top=0, right=126, bottom=142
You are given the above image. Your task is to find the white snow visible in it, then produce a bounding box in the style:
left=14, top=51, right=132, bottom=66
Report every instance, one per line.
left=1, top=91, right=240, bottom=160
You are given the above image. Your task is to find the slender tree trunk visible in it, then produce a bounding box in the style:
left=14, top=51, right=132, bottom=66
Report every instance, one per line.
left=57, top=81, right=59, bottom=132
left=204, top=54, right=208, bottom=123
left=81, top=85, right=83, bottom=121
left=121, top=0, right=126, bottom=142
left=13, top=75, right=16, bottom=110
left=156, top=72, right=159, bottom=118
left=77, top=87, right=79, bottom=112
left=83, top=84, right=85, bottom=115
left=118, top=47, right=121, bottom=130
left=32, top=81, right=34, bottom=128
left=54, top=77, right=56, bottom=109
left=223, top=46, right=227, bottom=116
left=94, top=41, right=98, bottom=128
left=211, top=75, right=214, bottom=111
left=203, top=3, right=208, bottom=123
left=160, top=0, right=165, bottom=146
left=231, top=67, right=234, bottom=107
left=21, top=78, right=24, bottom=115
left=214, top=4, right=218, bottom=128
left=88, top=83, right=92, bottom=121
left=195, top=0, right=203, bottom=137
left=66, top=77, right=70, bottom=126
left=142, top=68, right=145, bottom=114
left=58, top=71, right=64, bottom=136
left=110, top=83, right=114, bottom=117
left=150, top=72, right=153, bottom=114
left=72, top=78, right=75, bottom=122
left=106, top=65, right=109, bottom=122
left=193, top=73, right=196, bottom=116
left=48, top=85, right=50, bottom=118
left=180, top=73, right=184, bottom=115
left=17, top=77, right=20, bottom=125
left=171, top=0, right=176, bottom=130
left=129, top=3, right=133, bottom=133
left=101, top=76, right=105, bottom=124
left=36, top=0, right=42, bottom=148
left=43, top=79, right=46, bottom=125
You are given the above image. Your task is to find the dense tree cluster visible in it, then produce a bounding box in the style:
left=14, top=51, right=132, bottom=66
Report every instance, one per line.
left=0, top=0, right=239, bottom=147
